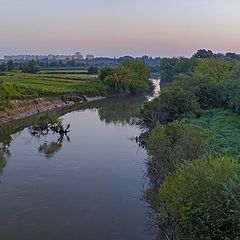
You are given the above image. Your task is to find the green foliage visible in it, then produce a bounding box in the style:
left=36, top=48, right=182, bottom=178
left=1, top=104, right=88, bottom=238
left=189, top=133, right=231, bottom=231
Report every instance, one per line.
left=182, top=109, right=240, bottom=159
left=160, top=58, right=197, bottom=86
left=143, top=52, right=240, bottom=239
left=122, top=59, right=151, bottom=94
left=174, top=73, right=228, bottom=109
left=227, top=78, right=240, bottom=113
left=0, top=123, right=12, bottom=173
left=35, top=111, right=60, bottom=125
left=99, top=59, right=150, bottom=95
left=139, top=83, right=201, bottom=128
left=22, top=61, right=40, bottom=73
left=192, top=49, right=214, bottom=58
left=159, top=84, right=201, bottom=121
left=88, top=66, right=98, bottom=75
left=0, top=81, right=19, bottom=110
left=194, top=58, right=235, bottom=83
left=6, top=60, right=15, bottom=72
left=0, top=63, right=7, bottom=72
left=0, top=71, right=106, bottom=105
left=0, top=123, right=12, bottom=147
left=160, top=156, right=240, bottom=240
left=146, top=122, right=207, bottom=188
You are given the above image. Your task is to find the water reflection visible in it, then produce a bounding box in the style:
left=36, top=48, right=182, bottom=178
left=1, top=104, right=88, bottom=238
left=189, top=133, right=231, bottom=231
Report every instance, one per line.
left=59, top=96, right=147, bottom=126
left=0, top=95, right=156, bottom=240
left=28, top=111, right=71, bottom=158
left=38, top=135, right=69, bottom=159
left=0, top=96, right=146, bottom=166
left=0, top=123, right=12, bottom=175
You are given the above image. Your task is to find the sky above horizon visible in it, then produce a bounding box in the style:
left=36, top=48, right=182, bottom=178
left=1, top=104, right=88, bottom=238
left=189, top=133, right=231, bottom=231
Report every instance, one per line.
left=1, top=0, right=240, bottom=58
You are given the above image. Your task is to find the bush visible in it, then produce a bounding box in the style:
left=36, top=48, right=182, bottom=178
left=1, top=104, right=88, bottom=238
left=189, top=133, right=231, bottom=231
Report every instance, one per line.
left=139, top=83, right=201, bottom=128
left=227, top=78, right=240, bottom=113
left=160, top=156, right=240, bottom=240
left=22, top=60, right=40, bottom=73
left=174, top=73, right=228, bottom=109
left=88, top=66, right=98, bottom=74
left=146, top=122, right=207, bottom=188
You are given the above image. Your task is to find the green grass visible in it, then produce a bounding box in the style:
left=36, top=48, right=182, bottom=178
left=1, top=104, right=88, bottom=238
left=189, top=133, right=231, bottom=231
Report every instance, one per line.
left=0, top=71, right=105, bottom=98
left=182, top=109, right=240, bottom=159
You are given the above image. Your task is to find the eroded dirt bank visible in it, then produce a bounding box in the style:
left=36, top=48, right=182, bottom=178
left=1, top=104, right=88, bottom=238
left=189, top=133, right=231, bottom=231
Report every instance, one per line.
left=0, top=97, right=76, bottom=122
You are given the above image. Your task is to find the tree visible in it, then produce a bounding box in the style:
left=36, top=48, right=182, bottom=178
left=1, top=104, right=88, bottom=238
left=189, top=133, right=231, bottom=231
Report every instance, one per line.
left=6, top=60, right=15, bottom=72
left=192, top=49, right=214, bottom=58
left=159, top=58, right=178, bottom=85
left=139, top=83, right=201, bottom=128
left=159, top=58, right=197, bottom=86
left=22, top=61, right=40, bottom=73
left=227, top=78, right=240, bottom=113
left=99, top=59, right=150, bottom=95
left=0, top=63, right=6, bottom=72
left=226, top=52, right=240, bottom=60
left=194, top=58, right=234, bottom=83
left=158, top=84, right=201, bottom=122
left=122, top=59, right=150, bottom=94
left=88, top=66, right=98, bottom=75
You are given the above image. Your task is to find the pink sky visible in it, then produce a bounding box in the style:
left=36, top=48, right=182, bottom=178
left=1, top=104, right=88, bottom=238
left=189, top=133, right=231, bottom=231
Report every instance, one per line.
left=1, top=0, right=240, bottom=57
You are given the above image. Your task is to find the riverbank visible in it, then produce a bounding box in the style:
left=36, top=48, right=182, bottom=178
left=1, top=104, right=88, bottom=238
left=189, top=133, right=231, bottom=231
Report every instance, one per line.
left=0, top=97, right=75, bottom=122
left=0, top=96, right=106, bottom=123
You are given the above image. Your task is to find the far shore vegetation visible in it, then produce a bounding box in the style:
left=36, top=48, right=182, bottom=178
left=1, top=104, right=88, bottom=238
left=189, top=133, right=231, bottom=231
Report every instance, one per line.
left=139, top=49, right=240, bottom=239
left=2, top=49, right=240, bottom=239
left=0, top=59, right=151, bottom=111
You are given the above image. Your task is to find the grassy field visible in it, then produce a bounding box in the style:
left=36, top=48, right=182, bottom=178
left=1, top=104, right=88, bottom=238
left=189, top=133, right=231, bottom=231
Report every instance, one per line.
left=0, top=70, right=104, bottom=97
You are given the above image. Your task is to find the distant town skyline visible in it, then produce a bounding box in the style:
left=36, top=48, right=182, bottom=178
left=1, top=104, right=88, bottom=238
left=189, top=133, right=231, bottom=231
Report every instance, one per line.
left=3, top=52, right=95, bottom=61
left=1, top=0, right=240, bottom=58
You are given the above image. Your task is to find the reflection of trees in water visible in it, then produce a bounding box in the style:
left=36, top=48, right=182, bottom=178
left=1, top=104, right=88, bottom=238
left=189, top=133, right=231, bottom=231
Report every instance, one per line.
left=0, top=123, right=12, bottom=175
left=97, top=96, right=146, bottom=125
left=77, top=96, right=146, bottom=125
left=0, top=111, right=71, bottom=175
left=28, top=112, right=71, bottom=159
left=38, top=134, right=70, bottom=159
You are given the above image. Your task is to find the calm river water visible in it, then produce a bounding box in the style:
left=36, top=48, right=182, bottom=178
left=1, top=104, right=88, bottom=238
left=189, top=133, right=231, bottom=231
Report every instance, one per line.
left=0, top=96, right=156, bottom=240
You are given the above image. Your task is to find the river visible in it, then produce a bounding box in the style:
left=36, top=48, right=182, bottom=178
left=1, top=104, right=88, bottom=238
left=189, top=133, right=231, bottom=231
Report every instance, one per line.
left=0, top=95, right=157, bottom=240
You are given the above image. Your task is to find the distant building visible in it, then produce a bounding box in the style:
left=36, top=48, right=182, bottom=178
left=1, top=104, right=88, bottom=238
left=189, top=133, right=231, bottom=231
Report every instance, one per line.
left=74, top=52, right=84, bottom=60
left=86, top=54, right=94, bottom=60
left=4, top=52, right=89, bottom=62
left=4, top=55, right=26, bottom=61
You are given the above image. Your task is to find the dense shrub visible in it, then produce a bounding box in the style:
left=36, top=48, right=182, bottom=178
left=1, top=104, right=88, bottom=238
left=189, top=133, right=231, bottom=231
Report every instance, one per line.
left=146, top=122, right=207, bottom=188
left=160, top=156, right=240, bottom=240
left=87, top=66, right=98, bottom=75
left=139, top=83, right=201, bottom=128
left=173, top=73, right=228, bottom=109
left=194, top=58, right=235, bottom=83
left=227, top=78, right=240, bottom=113
left=22, top=60, right=40, bottom=73
left=159, top=58, right=197, bottom=86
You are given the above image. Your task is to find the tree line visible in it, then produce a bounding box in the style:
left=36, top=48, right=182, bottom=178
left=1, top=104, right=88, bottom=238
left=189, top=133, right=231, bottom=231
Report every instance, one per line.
left=140, top=49, right=240, bottom=239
